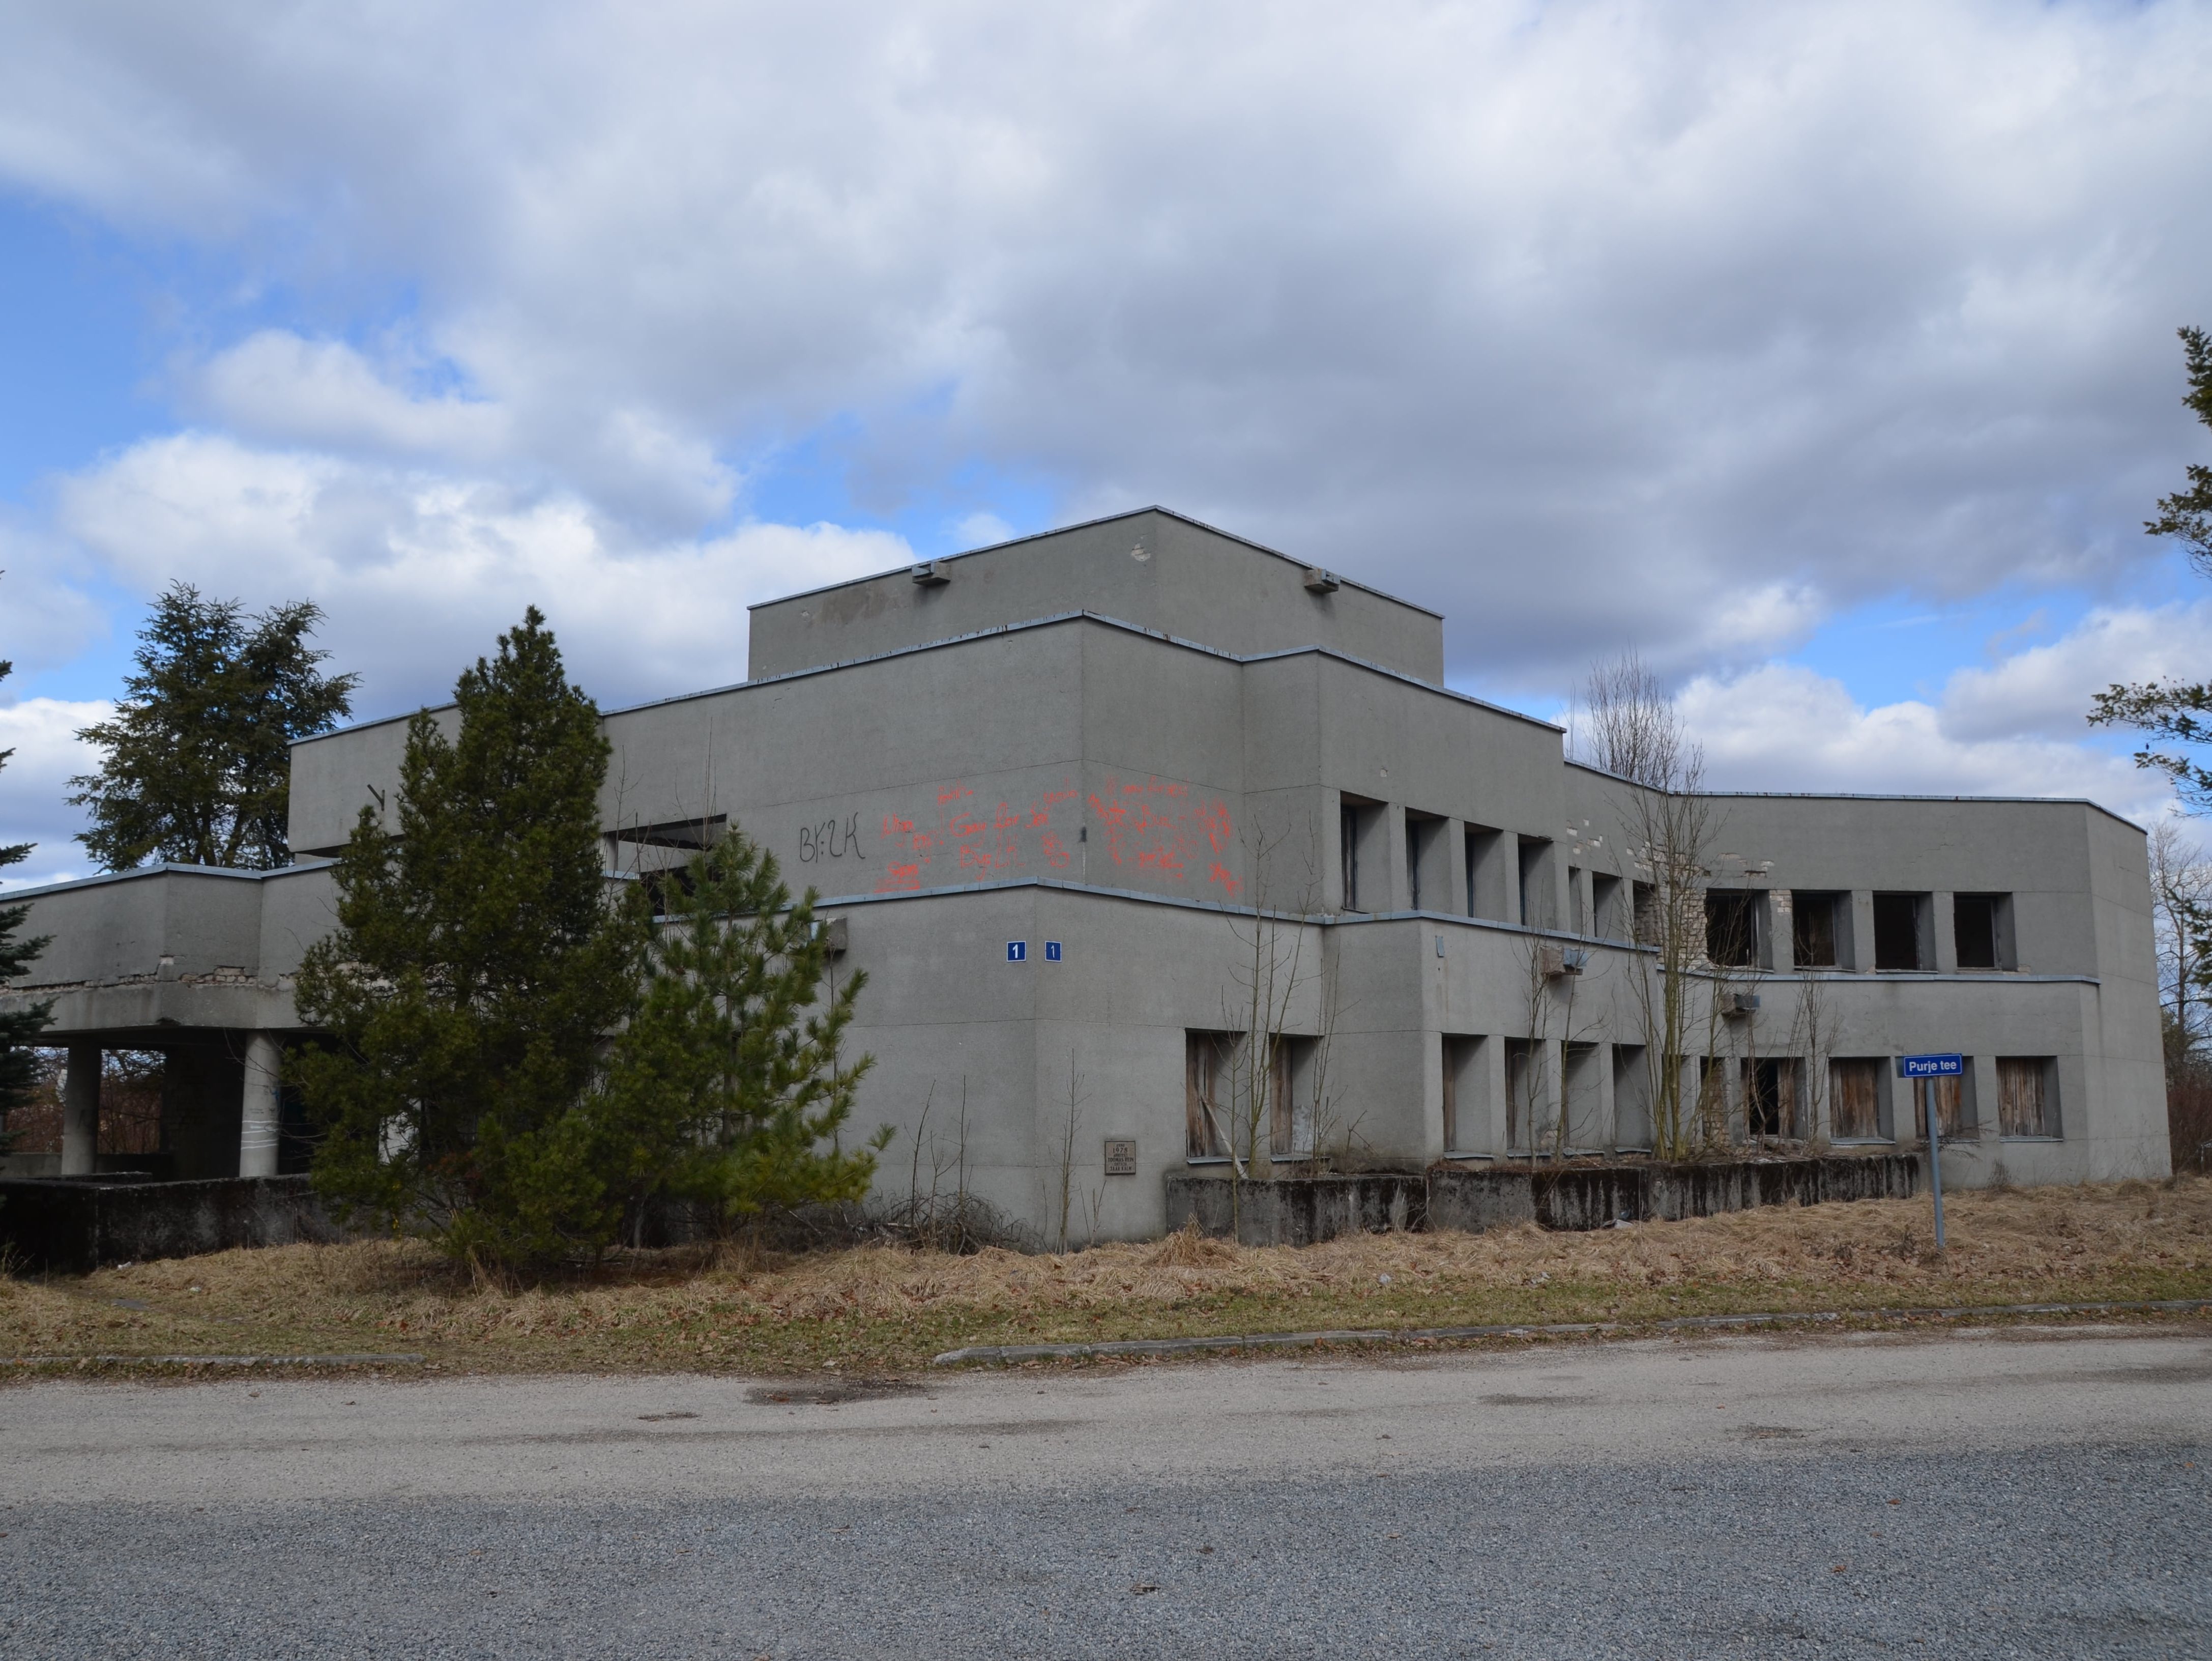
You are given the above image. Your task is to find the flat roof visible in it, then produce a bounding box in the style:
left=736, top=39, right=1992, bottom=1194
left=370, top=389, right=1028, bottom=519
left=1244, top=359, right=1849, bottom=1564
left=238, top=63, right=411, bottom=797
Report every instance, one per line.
left=1561, top=759, right=2146, bottom=833
left=0, top=859, right=334, bottom=903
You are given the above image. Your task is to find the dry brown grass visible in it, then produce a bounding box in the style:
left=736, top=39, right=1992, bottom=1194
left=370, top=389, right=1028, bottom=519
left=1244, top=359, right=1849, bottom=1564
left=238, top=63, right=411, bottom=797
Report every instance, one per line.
left=6, top=1175, right=2210, bottom=1376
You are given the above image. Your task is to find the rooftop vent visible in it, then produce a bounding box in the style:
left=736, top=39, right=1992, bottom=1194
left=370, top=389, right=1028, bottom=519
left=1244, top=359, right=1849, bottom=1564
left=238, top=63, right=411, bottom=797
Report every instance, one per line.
left=911, top=560, right=951, bottom=587
left=1303, top=567, right=1341, bottom=594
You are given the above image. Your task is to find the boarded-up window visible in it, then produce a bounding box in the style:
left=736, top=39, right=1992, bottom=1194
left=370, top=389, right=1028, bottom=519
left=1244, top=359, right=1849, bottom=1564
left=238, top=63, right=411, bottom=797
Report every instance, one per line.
left=1914, top=1076, right=1968, bottom=1139
left=1830, top=1058, right=1883, bottom=1140
left=1185, top=1032, right=1237, bottom=1159
left=1998, top=1056, right=2054, bottom=1137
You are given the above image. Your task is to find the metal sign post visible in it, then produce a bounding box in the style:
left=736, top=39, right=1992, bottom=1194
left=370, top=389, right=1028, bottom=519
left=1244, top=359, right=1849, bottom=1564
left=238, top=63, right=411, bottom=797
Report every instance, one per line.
left=1897, top=1053, right=1962, bottom=1250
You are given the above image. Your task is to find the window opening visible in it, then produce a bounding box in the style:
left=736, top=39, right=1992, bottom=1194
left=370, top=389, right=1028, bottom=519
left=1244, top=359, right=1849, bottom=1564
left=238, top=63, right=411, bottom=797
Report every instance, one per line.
left=1632, top=880, right=1660, bottom=945
left=1518, top=838, right=1553, bottom=929
left=1340, top=804, right=1360, bottom=912
left=1612, top=1045, right=1651, bottom=1149
left=1184, top=1031, right=1238, bottom=1159
left=1704, top=890, right=1760, bottom=967
left=1504, top=1038, right=1537, bottom=1151
left=1592, top=874, right=1622, bottom=940
left=1442, top=1034, right=1485, bottom=1152
left=1873, top=893, right=1928, bottom=971
left=1741, top=1056, right=1796, bottom=1139
left=1954, top=894, right=2005, bottom=970
left=1791, top=891, right=1841, bottom=968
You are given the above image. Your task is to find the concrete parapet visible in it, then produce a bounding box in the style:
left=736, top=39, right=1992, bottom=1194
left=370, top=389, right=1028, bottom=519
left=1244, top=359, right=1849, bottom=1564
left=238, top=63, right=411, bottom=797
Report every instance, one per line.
left=1170, top=1154, right=1920, bottom=1246
left=0, top=1174, right=343, bottom=1274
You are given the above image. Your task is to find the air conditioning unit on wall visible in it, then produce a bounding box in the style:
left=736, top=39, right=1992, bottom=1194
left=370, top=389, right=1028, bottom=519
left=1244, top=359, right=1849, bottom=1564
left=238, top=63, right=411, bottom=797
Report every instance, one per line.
left=1723, top=991, right=1760, bottom=1017
left=1540, top=946, right=1588, bottom=979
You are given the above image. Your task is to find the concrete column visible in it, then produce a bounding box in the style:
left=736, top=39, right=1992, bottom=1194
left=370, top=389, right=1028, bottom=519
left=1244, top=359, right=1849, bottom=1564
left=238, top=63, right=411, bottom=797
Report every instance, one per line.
left=1382, top=802, right=1410, bottom=911
left=1771, top=890, right=1797, bottom=970
left=61, top=1042, right=100, bottom=1176
left=239, top=1032, right=282, bottom=1179
left=1847, top=892, right=1877, bottom=972
left=1932, top=893, right=1959, bottom=972
left=1501, top=833, right=1525, bottom=928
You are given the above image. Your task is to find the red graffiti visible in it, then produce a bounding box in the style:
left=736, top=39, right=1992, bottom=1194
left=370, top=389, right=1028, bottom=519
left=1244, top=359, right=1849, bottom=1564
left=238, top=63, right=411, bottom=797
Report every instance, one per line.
left=1087, top=775, right=1235, bottom=887
left=871, top=774, right=1234, bottom=894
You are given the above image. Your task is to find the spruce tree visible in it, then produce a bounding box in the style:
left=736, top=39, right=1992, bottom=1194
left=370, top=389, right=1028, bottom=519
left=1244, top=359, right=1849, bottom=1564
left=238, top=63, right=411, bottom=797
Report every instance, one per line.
left=598, top=829, right=885, bottom=1235
left=2093, top=326, right=2212, bottom=803
left=70, top=583, right=358, bottom=871
left=0, top=656, right=53, bottom=1148
left=293, top=609, right=641, bottom=1267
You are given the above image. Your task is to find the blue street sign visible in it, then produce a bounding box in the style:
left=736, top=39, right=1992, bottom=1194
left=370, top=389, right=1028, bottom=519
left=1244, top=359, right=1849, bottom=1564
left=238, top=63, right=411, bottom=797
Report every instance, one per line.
left=1006, top=940, right=1027, bottom=962
left=1898, top=1053, right=1964, bottom=1078
left=1896, top=1053, right=1961, bottom=1249
left=1044, top=940, right=1062, bottom=961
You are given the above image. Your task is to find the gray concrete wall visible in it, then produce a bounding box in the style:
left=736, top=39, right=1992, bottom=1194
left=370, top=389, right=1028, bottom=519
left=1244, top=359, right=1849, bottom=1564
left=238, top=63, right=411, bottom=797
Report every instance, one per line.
left=745, top=508, right=1445, bottom=684
left=1, top=864, right=333, bottom=1040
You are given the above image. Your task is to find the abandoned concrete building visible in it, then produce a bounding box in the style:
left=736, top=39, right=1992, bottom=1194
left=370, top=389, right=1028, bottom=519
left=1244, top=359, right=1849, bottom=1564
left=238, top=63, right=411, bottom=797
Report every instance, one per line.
left=1, top=508, right=2171, bottom=1240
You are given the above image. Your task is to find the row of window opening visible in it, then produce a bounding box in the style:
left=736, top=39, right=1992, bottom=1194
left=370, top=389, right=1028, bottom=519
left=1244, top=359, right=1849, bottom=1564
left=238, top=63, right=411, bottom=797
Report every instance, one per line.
left=1342, top=807, right=2016, bottom=973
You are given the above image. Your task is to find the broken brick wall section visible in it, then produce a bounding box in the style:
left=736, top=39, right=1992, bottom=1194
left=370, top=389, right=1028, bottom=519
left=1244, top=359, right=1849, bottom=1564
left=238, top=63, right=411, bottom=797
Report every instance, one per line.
left=1166, top=1155, right=1920, bottom=1247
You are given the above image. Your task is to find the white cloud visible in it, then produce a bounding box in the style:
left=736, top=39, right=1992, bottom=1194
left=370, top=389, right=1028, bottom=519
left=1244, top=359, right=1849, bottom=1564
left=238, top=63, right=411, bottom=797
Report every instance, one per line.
left=1677, top=642, right=2178, bottom=823
left=54, top=433, right=910, bottom=714
left=0, top=0, right=2204, bottom=692
left=1940, top=600, right=2212, bottom=745
left=196, top=331, right=511, bottom=464
left=0, top=697, right=108, bottom=890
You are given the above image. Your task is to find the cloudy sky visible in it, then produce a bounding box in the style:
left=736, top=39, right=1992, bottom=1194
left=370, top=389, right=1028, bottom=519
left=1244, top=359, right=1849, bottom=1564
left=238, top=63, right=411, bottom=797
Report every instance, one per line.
left=2, top=0, right=2209, bottom=886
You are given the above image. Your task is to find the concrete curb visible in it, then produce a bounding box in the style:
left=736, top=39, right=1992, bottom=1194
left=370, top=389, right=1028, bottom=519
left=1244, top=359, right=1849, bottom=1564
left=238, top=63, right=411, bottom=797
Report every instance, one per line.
left=2, top=1353, right=427, bottom=1369
left=929, top=1298, right=2212, bottom=1366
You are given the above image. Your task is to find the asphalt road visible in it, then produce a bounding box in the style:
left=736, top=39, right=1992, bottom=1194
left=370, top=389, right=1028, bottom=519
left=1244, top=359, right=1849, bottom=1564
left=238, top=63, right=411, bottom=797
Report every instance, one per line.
left=3, top=1325, right=2208, bottom=1658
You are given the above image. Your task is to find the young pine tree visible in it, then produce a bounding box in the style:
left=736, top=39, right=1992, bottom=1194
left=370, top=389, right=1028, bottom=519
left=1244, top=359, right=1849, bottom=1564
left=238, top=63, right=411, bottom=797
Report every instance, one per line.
left=0, top=655, right=53, bottom=1148
left=293, top=609, right=641, bottom=1268
left=598, top=829, right=885, bottom=1237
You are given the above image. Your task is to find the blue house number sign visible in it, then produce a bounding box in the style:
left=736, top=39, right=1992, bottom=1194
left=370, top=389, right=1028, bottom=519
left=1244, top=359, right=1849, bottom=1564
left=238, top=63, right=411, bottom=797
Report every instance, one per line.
left=1006, top=940, right=1027, bottom=962
left=1044, top=941, right=1062, bottom=961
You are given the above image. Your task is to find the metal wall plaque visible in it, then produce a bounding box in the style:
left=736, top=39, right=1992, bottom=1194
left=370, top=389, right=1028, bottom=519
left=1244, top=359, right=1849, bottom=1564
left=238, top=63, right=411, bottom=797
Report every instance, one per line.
left=1102, top=1137, right=1138, bottom=1176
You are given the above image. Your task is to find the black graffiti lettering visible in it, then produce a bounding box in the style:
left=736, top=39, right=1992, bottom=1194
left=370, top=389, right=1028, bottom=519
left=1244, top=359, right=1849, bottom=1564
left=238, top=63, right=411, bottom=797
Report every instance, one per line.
left=798, top=812, right=868, bottom=863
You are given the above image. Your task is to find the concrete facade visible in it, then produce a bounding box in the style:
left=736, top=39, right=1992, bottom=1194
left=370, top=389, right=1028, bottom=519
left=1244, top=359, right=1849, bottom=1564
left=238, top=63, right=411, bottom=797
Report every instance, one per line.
left=0, top=508, right=2171, bottom=1234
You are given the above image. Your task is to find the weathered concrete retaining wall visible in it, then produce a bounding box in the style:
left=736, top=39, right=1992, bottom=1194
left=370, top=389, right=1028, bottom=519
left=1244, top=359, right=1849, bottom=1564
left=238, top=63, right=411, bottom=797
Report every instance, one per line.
left=1162, top=1173, right=1432, bottom=1248
left=1168, top=1155, right=1921, bottom=1246
left=0, top=1175, right=342, bottom=1274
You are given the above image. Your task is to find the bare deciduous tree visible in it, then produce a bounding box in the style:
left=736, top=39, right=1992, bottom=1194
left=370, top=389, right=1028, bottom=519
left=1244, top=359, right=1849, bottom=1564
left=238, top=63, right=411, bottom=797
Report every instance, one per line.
left=1586, top=653, right=1724, bottom=1160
